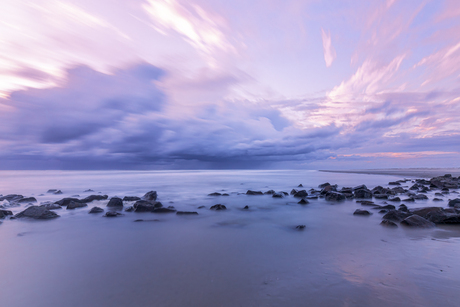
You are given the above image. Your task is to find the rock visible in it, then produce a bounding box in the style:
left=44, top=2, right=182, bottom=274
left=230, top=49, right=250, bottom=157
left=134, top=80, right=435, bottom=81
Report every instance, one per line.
left=272, top=193, right=284, bottom=198
left=54, top=190, right=63, bottom=195
left=413, top=194, right=428, bottom=200
left=210, top=204, right=227, bottom=210
left=17, top=197, right=37, bottom=203
left=0, top=194, right=23, bottom=202
left=401, top=215, right=435, bottom=228
left=142, top=191, right=158, bottom=202
left=222, top=193, right=229, bottom=196
left=80, top=195, right=109, bottom=203
left=382, top=210, right=412, bottom=222
left=54, top=198, right=80, bottom=206
left=325, top=191, right=346, bottom=201
left=107, top=197, right=123, bottom=207
left=353, top=184, right=368, bottom=191
left=354, top=188, right=372, bottom=199
left=176, top=211, right=198, bottom=215
left=84, top=189, right=94, bottom=192
left=411, top=207, right=460, bottom=224
left=133, top=200, right=163, bottom=212
left=264, top=190, right=276, bottom=195
left=67, top=201, right=88, bottom=210
left=399, top=204, right=409, bottom=212
left=208, top=192, right=222, bottom=196
left=433, top=198, right=443, bottom=201
left=306, top=195, right=318, bottom=199
left=373, top=204, right=396, bottom=210
left=125, top=206, right=134, bottom=212
left=380, top=220, right=398, bottom=227
left=379, top=209, right=388, bottom=214
left=389, top=182, right=401, bottom=185
left=243, top=205, right=249, bottom=209
left=198, top=206, right=206, bottom=209
left=0, top=209, right=13, bottom=216
left=47, top=189, right=57, bottom=193
left=374, top=194, right=389, bottom=199
left=290, top=189, right=298, bottom=195
left=353, top=209, right=371, bottom=215
left=298, top=184, right=303, bottom=187
left=123, top=196, right=141, bottom=201
left=293, top=190, right=308, bottom=198
left=388, top=196, right=401, bottom=202
left=104, top=211, right=122, bottom=217
left=153, top=207, right=177, bottom=213
left=318, top=182, right=331, bottom=188
left=14, top=206, right=59, bottom=219
left=298, top=199, right=309, bottom=205
left=295, top=225, right=306, bottom=230
left=246, top=190, right=263, bottom=195
left=40, top=202, right=62, bottom=210
left=89, top=207, right=104, bottom=213
left=356, top=200, right=376, bottom=206
left=448, top=198, right=460, bottom=207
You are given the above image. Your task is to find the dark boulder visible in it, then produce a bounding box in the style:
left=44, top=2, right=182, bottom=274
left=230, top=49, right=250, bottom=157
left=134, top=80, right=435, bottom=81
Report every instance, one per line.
left=104, top=211, right=122, bottom=217
left=373, top=204, right=396, bottom=210
left=448, top=198, right=460, bottom=207
left=81, top=195, right=108, bottom=203
left=295, top=225, right=306, bottom=230
left=246, top=190, right=263, bottom=195
left=388, top=196, right=401, bottom=202
left=176, top=211, right=198, bottom=215
left=391, top=187, right=406, bottom=194
left=89, top=207, right=104, bottom=213
left=290, top=189, right=298, bottom=195
left=133, top=200, right=163, bottom=212
left=14, top=206, right=59, bottom=219
left=243, top=205, right=249, bottom=209
left=389, top=182, right=401, bottom=186
left=318, top=182, right=331, bottom=188
left=356, top=200, right=376, bottom=206
left=402, top=197, right=415, bottom=202
left=54, top=190, right=63, bottom=195
left=125, top=206, right=134, bottom=212
left=47, top=189, right=57, bottom=193
left=382, top=210, right=412, bottom=222
left=354, top=188, right=372, bottom=199
left=380, top=220, right=398, bottom=227
left=353, top=209, right=371, bottom=215
left=17, top=197, right=37, bottom=203
left=0, top=194, right=24, bottom=202
left=325, top=191, right=346, bottom=201
left=353, top=184, right=368, bottom=191
left=40, top=202, right=62, bottom=210
left=153, top=207, right=176, bottom=213
left=55, top=198, right=81, bottom=207
left=272, top=193, right=284, bottom=198
left=399, top=204, right=409, bottom=212
left=293, top=190, right=308, bottom=198
left=374, top=194, right=389, bottom=199
left=265, top=190, right=276, bottom=195
left=123, top=196, right=141, bottom=201
left=107, top=197, right=123, bottom=207
left=298, top=199, right=309, bottom=205
left=413, top=194, right=428, bottom=200
left=210, top=204, right=227, bottom=210
left=401, top=215, right=435, bottom=228
left=298, top=184, right=303, bottom=187
left=433, top=198, right=443, bottom=201
left=0, top=209, right=13, bottom=217
left=142, top=191, right=158, bottom=202
left=208, top=192, right=222, bottom=196
left=67, top=201, right=88, bottom=210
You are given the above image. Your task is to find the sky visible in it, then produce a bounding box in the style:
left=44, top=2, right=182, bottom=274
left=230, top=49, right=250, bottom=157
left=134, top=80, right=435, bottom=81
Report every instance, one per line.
left=1, top=0, right=460, bottom=170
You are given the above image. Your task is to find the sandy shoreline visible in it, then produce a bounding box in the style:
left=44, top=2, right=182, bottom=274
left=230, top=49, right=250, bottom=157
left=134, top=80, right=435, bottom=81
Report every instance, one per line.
left=319, top=168, right=460, bottom=178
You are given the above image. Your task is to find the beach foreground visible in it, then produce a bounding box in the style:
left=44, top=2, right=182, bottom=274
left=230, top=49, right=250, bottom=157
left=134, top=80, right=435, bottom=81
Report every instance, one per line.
left=1, top=169, right=460, bottom=307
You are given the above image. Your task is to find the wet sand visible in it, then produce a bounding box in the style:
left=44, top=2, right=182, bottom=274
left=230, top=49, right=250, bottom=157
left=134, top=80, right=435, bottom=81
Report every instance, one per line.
left=320, top=168, right=460, bottom=178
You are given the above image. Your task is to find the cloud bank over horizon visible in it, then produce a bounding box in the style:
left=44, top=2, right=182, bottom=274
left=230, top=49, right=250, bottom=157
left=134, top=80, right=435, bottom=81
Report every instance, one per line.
left=1, top=0, right=460, bottom=169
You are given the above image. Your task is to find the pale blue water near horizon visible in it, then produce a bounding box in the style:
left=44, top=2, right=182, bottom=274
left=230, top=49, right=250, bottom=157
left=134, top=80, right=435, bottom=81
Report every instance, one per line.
left=1, top=169, right=460, bottom=307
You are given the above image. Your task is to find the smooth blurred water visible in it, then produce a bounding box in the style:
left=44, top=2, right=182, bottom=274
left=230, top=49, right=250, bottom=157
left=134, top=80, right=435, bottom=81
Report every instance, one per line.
left=1, top=170, right=460, bottom=307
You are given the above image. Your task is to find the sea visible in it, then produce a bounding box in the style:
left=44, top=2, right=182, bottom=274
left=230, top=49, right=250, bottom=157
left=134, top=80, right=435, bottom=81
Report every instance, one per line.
left=1, top=169, right=460, bottom=307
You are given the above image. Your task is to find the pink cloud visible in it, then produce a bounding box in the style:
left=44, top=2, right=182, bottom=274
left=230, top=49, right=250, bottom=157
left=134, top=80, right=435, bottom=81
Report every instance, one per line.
left=321, top=28, right=336, bottom=67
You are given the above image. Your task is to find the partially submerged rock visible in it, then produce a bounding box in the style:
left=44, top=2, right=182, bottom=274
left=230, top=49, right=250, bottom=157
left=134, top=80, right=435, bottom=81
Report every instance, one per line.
left=298, top=199, right=309, bottom=205
left=133, top=200, right=163, bottom=212
left=89, top=207, right=104, bottom=214
left=293, top=190, right=308, bottom=198
left=123, top=196, right=140, bottom=201
left=208, top=192, right=222, bottom=196
left=153, top=207, right=177, bottom=213
left=401, top=215, right=435, bottom=228
left=104, top=211, right=122, bottom=217
left=325, top=191, right=346, bottom=201
left=353, top=209, right=371, bottom=215
left=107, top=197, right=123, bottom=207
left=17, top=197, right=37, bottom=203
left=80, top=195, right=108, bottom=203
left=382, top=210, right=412, bottom=222
left=380, top=220, right=398, bottom=227
left=142, top=191, right=158, bottom=202
left=67, top=201, right=88, bottom=210
left=246, top=190, right=263, bottom=195
left=295, top=225, right=306, bottom=230
left=14, top=206, right=59, bottom=219
left=210, top=204, right=227, bottom=210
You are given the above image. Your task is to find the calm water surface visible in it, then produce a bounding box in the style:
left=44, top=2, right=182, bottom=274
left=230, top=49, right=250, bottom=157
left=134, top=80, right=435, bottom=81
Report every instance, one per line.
left=0, top=170, right=459, bottom=307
